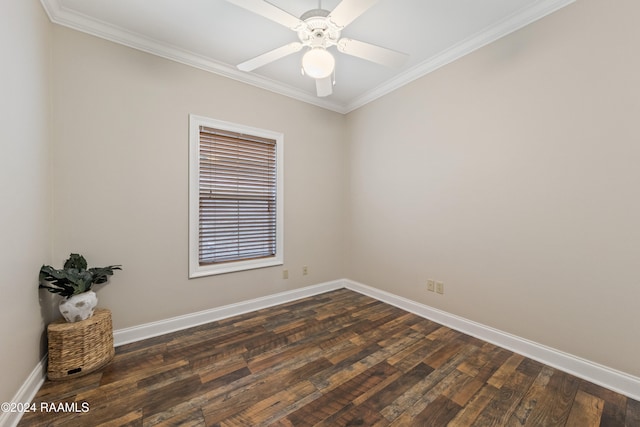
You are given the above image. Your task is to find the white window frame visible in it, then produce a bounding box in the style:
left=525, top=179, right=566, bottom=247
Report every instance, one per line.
left=189, top=114, right=284, bottom=278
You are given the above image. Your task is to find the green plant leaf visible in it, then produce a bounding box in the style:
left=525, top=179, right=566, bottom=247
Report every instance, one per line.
left=63, top=253, right=87, bottom=270
left=39, top=254, right=122, bottom=297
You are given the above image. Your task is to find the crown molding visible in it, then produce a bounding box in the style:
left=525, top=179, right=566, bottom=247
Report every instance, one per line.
left=40, top=0, right=574, bottom=115
left=344, top=0, right=576, bottom=113
left=39, top=0, right=348, bottom=114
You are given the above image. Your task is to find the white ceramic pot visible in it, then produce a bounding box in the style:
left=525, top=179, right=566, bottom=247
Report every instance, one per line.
left=59, top=291, right=98, bottom=322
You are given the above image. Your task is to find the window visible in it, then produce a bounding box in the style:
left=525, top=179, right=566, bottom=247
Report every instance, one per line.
left=189, top=115, right=283, bottom=277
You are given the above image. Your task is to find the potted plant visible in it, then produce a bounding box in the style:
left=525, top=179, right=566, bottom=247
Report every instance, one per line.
left=39, top=253, right=121, bottom=322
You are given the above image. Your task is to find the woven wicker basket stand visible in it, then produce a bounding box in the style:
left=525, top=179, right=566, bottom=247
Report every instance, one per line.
left=47, top=308, right=115, bottom=380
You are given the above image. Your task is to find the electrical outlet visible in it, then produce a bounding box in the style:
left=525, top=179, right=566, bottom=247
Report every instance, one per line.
left=427, top=280, right=435, bottom=292
left=303, top=265, right=308, bottom=275
left=436, top=281, right=444, bottom=294
left=282, top=269, right=289, bottom=279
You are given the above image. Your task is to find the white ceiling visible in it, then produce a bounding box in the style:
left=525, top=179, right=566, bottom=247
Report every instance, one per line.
left=40, top=0, right=574, bottom=113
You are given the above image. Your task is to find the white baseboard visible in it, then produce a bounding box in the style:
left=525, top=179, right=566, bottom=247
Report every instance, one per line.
left=0, top=356, right=47, bottom=427
left=343, top=279, right=640, bottom=401
left=115, top=277, right=639, bottom=400
left=11, top=276, right=638, bottom=426
left=113, top=280, right=344, bottom=346
left=6, top=281, right=343, bottom=427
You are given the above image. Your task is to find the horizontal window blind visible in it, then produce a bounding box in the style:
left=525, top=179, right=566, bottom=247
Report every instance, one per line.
left=198, top=126, right=277, bottom=266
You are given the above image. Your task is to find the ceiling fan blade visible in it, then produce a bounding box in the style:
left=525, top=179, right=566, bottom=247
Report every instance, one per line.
left=316, top=76, right=333, bottom=97
left=237, top=42, right=303, bottom=71
left=224, top=0, right=302, bottom=29
left=337, top=38, right=408, bottom=68
left=328, top=0, right=379, bottom=28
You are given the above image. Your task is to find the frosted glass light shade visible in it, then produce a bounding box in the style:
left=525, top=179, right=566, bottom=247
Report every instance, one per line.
left=302, top=48, right=335, bottom=79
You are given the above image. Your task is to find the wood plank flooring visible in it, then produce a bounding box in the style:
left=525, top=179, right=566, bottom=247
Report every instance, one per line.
left=19, top=289, right=640, bottom=426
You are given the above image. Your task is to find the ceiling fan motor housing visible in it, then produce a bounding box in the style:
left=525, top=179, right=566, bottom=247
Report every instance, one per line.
left=297, top=9, right=341, bottom=49
left=228, top=0, right=408, bottom=97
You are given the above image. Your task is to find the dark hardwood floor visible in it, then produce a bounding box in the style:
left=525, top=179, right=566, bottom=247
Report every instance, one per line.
left=19, top=289, right=640, bottom=426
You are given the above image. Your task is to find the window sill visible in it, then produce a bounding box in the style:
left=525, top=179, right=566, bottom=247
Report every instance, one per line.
left=189, top=257, right=283, bottom=278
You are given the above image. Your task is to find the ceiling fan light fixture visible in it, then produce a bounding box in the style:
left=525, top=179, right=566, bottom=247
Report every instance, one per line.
left=302, top=48, right=335, bottom=79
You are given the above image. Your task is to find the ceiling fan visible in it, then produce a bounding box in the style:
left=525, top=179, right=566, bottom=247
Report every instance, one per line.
left=224, top=0, right=408, bottom=97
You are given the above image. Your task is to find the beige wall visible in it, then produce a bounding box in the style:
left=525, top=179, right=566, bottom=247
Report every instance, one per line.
left=0, top=0, right=53, bottom=404
left=4, top=0, right=639, bottom=404
left=50, top=26, right=348, bottom=330
left=346, top=0, right=640, bottom=377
